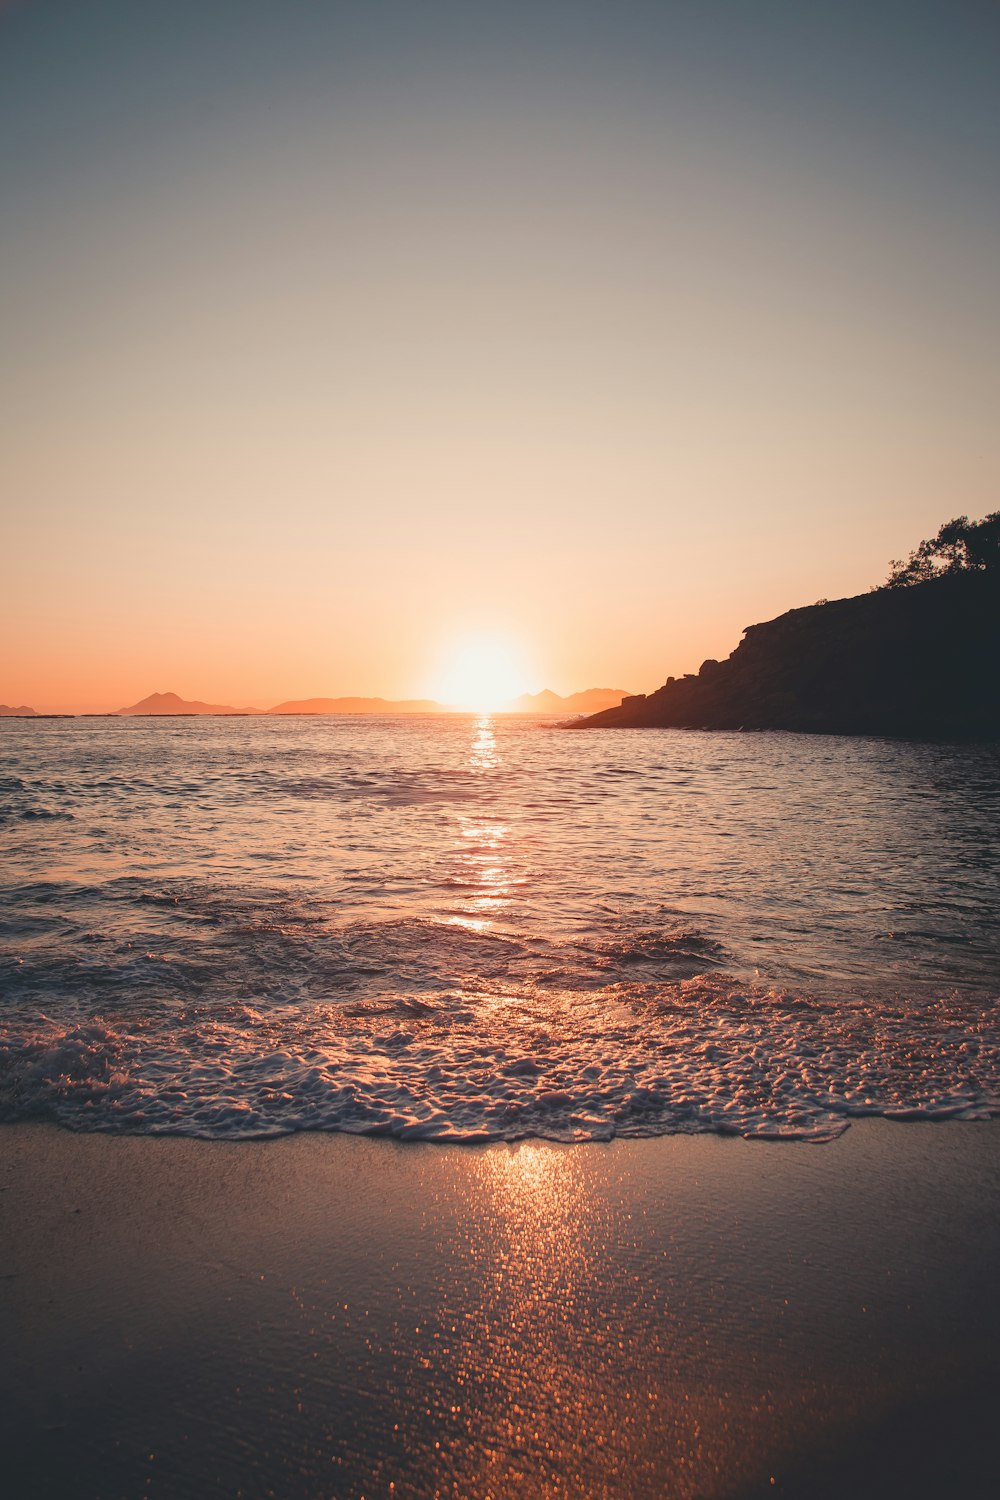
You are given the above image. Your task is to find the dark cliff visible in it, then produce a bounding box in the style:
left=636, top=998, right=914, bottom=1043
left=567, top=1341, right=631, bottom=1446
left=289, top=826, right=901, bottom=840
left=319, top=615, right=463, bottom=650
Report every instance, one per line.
left=572, top=572, right=1000, bottom=738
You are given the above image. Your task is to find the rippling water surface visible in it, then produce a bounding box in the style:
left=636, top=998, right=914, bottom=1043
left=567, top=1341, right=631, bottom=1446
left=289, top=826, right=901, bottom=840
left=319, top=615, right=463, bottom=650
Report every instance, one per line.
left=1, top=716, right=998, bottom=1141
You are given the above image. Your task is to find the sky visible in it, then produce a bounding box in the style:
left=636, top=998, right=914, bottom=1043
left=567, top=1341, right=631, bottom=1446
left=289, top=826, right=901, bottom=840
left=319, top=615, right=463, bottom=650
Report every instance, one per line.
left=2, top=0, right=998, bottom=711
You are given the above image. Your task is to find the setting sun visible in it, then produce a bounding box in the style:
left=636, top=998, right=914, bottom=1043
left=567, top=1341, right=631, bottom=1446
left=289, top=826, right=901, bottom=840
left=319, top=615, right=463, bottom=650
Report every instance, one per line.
left=430, top=635, right=530, bottom=712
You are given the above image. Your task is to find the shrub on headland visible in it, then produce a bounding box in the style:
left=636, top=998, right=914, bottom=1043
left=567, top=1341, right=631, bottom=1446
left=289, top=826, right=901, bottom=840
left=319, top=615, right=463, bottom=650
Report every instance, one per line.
left=886, top=512, right=1000, bottom=588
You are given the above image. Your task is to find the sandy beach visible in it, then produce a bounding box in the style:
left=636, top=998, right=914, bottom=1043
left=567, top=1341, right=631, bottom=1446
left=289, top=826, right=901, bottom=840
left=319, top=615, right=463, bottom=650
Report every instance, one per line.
left=2, top=1119, right=998, bottom=1499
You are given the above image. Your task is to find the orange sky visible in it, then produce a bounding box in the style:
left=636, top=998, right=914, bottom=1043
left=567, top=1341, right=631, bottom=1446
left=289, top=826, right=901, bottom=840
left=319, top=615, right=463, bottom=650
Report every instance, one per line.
left=3, top=2, right=999, bottom=712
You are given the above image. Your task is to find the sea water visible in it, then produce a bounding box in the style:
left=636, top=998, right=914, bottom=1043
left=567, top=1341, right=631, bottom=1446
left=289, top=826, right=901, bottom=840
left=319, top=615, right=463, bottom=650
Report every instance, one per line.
left=1, top=715, right=998, bottom=1141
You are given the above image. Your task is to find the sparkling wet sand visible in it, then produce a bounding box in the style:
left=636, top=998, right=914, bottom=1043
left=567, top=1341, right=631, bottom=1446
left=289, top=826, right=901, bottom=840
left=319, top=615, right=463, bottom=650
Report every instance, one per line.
left=2, top=1121, right=998, bottom=1499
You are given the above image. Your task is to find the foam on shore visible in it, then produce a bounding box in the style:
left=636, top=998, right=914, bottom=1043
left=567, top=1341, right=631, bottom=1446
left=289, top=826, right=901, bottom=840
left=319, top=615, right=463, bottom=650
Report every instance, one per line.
left=3, top=967, right=997, bottom=1141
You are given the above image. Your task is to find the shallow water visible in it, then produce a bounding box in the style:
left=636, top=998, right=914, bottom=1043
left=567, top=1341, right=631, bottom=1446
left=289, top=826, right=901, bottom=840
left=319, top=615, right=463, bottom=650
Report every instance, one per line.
left=1, top=715, right=998, bottom=1141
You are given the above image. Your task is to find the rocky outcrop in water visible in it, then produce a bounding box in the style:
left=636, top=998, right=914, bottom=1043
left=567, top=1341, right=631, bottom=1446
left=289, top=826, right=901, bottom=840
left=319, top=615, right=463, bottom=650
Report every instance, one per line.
left=572, top=572, right=1000, bottom=738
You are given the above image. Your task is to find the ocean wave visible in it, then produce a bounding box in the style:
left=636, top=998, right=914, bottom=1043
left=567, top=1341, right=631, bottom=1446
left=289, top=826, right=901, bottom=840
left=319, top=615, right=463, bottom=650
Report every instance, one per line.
left=590, top=929, right=725, bottom=966
left=0, top=797, right=74, bottom=823
left=2, top=872, right=734, bottom=1017
left=1, top=977, right=997, bottom=1144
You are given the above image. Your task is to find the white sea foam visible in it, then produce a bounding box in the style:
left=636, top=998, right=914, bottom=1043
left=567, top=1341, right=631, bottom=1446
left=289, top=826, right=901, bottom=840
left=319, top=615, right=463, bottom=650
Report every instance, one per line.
left=2, top=974, right=997, bottom=1142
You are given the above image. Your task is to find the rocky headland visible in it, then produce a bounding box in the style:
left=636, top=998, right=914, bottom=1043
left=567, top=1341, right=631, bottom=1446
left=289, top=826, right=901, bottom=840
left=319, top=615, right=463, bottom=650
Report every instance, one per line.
left=572, top=571, right=1000, bottom=739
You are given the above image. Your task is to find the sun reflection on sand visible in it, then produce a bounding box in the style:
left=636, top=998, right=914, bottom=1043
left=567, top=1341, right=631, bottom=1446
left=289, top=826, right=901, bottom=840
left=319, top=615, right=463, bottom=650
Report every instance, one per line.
left=454, top=1143, right=610, bottom=1493
left=432, top=1143, right=682, bottom=1498
left=414, top=1143, right=783, bottom=1498
left=477, top=1141, right=587, bottom=1258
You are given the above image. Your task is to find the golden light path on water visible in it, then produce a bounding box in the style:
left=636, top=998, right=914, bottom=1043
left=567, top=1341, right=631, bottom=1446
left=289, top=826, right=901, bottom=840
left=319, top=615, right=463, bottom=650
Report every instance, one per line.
left=445, top=716, right=515, bottom=935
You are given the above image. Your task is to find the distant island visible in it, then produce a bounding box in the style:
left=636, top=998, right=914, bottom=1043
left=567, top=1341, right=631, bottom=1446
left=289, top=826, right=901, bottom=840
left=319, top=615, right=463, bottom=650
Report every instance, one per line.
left=573, top=514, right=1000, bottom=740
left=0, top=704, right=38, bottom=717
left=118, top=691, right=261, bottom=716
left=112, top=687, right=631, bottom=717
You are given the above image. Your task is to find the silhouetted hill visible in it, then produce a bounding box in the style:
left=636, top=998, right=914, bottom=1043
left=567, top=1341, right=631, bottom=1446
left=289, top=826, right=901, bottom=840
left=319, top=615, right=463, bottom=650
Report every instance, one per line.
left=118, top=691, right=260, bottom=716
left=267, top=697, right=444, bottom=715
left=107, top=689, right=631, bottom=717
left=509, top=688, right=630, bottom=715
left=0, top=704, right=38, bottom=716
left=572, top=573, right=1000, bottom=739
left=267, top=690, right=631, bottom=715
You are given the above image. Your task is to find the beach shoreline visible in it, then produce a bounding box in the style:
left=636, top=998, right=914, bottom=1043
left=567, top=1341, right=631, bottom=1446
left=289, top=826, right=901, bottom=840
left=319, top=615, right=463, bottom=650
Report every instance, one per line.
left=2, top=1118, right=999, bottom=1498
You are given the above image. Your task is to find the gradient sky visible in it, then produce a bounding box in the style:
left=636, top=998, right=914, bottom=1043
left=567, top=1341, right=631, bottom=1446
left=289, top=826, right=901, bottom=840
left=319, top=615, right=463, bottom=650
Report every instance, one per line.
left=2, top=0, right=998, bottom=711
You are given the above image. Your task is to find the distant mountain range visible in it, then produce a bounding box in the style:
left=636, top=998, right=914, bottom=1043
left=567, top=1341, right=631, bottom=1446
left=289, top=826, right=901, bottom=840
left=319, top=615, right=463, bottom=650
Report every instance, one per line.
left=0, top=704, right=38, bottom=716
left=117, top=691, right=260, bottom=716
left=267, top=696, right=444, bottom=715
left=508, top=688, right=630, bottom=716
left=112, top=687, right=632, bottom=716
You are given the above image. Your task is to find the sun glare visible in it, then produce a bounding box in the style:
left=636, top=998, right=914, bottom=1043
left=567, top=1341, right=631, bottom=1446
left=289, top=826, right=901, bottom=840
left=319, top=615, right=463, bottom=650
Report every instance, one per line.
left=432, top=636, right=528, bottom=712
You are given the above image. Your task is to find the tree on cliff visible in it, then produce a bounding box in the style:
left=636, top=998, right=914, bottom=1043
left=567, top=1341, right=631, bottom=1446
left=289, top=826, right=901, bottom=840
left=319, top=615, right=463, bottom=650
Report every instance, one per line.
left=885, top=512, right=1000, bottom=587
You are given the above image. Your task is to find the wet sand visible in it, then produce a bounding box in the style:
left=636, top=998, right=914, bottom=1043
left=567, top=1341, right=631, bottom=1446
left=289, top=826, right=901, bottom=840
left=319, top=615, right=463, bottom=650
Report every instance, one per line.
left=1, top=1120, right=998, bottom=1499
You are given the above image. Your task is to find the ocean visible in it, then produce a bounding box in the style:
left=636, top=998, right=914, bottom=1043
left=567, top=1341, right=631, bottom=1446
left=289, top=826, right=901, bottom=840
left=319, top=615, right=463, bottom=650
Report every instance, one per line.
left=1, top=715, right=998, bottom=1142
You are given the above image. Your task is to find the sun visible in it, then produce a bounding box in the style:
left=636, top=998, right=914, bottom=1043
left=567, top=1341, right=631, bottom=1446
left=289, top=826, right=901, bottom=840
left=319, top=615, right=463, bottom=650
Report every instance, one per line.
left=431, top=635, right=529, bottom=712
